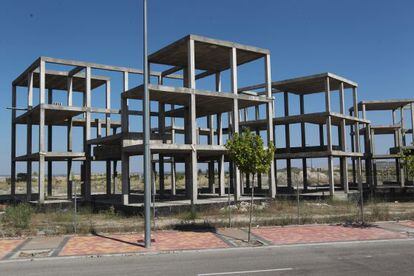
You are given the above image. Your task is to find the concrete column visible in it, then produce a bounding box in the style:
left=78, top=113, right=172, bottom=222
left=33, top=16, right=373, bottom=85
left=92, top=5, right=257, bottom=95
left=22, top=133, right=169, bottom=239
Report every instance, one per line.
left=67, top=76, right=73, bottom=199
left=105, top=80, right=111, bottom=134
left=284, top=92, right=292, bottom=189
left=265, top=54, right=276, bottom=197
left=349, top=110, right=357, bottom=186
left=84, top=67, right=92, bottom=201
left=187, top=39, right=198, bottom=205
left=400, top=107, right=406, bottom=146
left=217, top=113, right=225, bottom=196
left=67, top=160, right=72, bottom=200
left=392, top=110, right=401, bottom=184
left=26, top=72, right=34, bottom=201
left=121, top=152, right=130, bottom=204
left=207, top=115, right=215, bottom=193
left=339, top=83, right=349, bottom=193
left=325, top=77, right=334, bottom=196
left=47, top=89, right=53, bottom=197
left=231, top=47, right=241, bottom=201
left=371, top=129, right=378, bottom=188
left=300, top=94, right=307, bottom=191
left=216, top=73, right=225, bottom=197
left=353, top=87, right=363, bottom=193
left=104, top=161, right=111, bottom=195
left=400, top=106, right=407, bottom=187
left=361, top=104, right=372, bottom=191
left=26, top=117, right=32, bottom=201
left=158, top=101, right=165, bottom=196
left=319, top=124, right=324, bottom=146
left=38, top=60, right=46, bottom=203
left=121, top=72, right=129, bottom=134
left=11, top=85, right=17, bottom=199
left=410, top=103, right=414, bottom=144
left=255, top=108, right=263, bottom=190
left=400, top=107, right=406, bottom=186
left=171, top=104, right=176, bottom=196
left=113, top=160, right=118, bottom=194
left=398, top=116, right=405, bottom=187
left=121, top=71, right=129, bottom=204
left=184, top=102, right=191, bottom=197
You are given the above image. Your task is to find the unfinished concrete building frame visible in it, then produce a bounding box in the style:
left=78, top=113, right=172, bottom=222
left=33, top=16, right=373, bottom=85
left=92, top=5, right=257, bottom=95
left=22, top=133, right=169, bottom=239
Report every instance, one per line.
left=239, top=73, right=370, bottom=196
left=10, top=56, right=180, bottom=203
left=10, top=35, right=276, bottom=207
left=350, top=100, right=414, bottom=189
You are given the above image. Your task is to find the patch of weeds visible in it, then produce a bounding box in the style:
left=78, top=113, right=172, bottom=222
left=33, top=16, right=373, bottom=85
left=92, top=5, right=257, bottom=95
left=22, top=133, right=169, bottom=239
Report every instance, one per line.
left=179, top=210, right=199, bottom=222
left=277, top=214, right=294, bottom=226
left=53, top=209, right=73, bottom=223
left=78, top=206, right=93, bottom=215
left=100, top=206, right=118, bottom=219
left=368, top=201, right=390, bottom=222
left=2, top=204, right=33, bottom=229
left=299, top=208, right=313, bottom=225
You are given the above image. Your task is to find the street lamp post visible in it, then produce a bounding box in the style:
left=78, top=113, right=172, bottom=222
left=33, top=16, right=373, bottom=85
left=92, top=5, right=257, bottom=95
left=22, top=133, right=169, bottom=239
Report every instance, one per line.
left=143, top=0, right=151, bottom=248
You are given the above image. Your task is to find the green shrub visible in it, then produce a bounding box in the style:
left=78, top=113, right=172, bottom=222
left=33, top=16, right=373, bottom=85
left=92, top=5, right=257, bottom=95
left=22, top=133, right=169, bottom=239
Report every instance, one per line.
left=3, top=204, right=33, bottom=229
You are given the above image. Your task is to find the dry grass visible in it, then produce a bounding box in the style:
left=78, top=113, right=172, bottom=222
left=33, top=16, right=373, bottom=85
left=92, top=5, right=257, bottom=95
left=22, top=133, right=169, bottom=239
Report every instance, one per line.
left=1, top=199, right=414, bottom=238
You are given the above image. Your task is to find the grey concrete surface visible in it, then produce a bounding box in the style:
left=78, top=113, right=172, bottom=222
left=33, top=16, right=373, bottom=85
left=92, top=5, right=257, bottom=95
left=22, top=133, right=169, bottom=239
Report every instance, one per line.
left=1, top=239, right=414, bottom=276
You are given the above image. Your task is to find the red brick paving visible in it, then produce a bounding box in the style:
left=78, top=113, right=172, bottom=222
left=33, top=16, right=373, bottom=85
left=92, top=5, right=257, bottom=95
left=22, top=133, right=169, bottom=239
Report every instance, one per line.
left=59, top=234, right=146, bottom=256
left=0, top=239, right=24, bottom=259
left=59, top=231, right=228, bottom=256
left=2, top=222, right=411, bottom=259
left=252, top=225, right=405, bottom=245
left=151, top=231, right=228, bottom=251
left=398, top=220, right=414, bottom=228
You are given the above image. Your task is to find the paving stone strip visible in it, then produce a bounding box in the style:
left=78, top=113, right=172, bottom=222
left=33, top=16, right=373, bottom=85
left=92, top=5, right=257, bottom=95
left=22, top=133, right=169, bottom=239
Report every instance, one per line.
left=0, top=222, right=412, bottom=260
left=1, top=238, right=31, bottom=260
left=251, top=224, right=406, bottom=245
left=377, top=221, right=414, bottom=236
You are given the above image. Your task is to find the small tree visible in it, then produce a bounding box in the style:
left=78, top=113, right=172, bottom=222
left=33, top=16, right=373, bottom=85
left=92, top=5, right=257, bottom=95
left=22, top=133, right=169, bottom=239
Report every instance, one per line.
left=225, top=129, right=275, bottom=242
left=402, top=147, right=414, bottom=180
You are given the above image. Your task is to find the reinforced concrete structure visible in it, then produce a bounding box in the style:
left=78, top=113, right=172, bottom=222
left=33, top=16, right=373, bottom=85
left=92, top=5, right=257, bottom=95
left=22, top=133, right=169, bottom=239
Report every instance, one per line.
left=239, top=73, right=370, bottom=196
left=10, top=56, right=180, bottom=204
left=350, top=99, right=414, bottom=189
left=10, top=35, right=275, bottom=206
left=11, top=34, right=411, bottom=206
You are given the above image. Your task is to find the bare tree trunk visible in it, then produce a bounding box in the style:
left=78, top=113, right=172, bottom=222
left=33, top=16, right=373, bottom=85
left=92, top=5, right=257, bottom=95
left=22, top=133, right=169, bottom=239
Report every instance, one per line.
left=248, top=173, right=255, bottom=243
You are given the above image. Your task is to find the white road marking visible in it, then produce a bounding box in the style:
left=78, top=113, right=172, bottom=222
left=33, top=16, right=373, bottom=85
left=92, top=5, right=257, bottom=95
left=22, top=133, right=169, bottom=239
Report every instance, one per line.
left=197, top=267, right=293, bottom=275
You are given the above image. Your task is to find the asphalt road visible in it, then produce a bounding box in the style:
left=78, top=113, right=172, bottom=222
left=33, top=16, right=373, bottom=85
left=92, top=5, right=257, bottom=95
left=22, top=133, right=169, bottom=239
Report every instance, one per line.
left=1, top=239, right=414, bottom=276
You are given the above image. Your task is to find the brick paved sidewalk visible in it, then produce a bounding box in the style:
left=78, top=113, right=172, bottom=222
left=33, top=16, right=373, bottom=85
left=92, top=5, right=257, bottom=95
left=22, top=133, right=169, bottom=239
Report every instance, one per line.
left=0, top=222, right=412, bottom=261
left=251, top=224, right=406, bottom=245
left=59, top=231, right=229, bottom=256
left=398, top=220, right=414, bottom=228
left=0, top=239, right=25, bottom=259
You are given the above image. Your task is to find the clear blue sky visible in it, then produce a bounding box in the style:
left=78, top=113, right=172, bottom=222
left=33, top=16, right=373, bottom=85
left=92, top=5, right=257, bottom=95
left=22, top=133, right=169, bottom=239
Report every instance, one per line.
left=1, top=0, right=413, bottom=175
